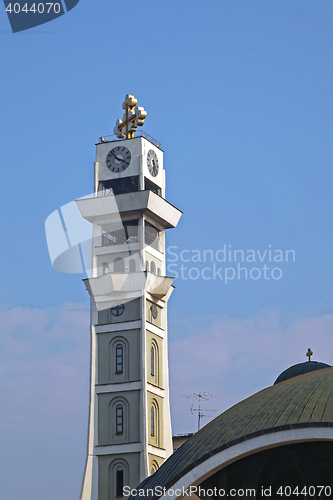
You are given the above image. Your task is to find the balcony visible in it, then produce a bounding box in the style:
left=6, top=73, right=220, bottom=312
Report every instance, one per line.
left=76, top=190, right=182, bottom=229
left=83, top=271, right=175, bottom=311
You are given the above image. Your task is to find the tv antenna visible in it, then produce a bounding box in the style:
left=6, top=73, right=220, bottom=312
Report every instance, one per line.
left=181, top=392, right=216, bottom=431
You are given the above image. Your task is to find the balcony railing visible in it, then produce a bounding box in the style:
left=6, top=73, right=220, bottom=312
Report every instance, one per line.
left=98, top=130, right=162, bottom=149
left=98, top=187, right=114, bottom=197
left=102, top=233, right=139, bottom=246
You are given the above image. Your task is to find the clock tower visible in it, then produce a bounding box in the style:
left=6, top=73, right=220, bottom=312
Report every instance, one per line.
left=76, top=96, right=182, bottom=500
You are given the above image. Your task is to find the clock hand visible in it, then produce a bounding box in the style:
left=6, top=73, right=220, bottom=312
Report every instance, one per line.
left=110, top=150, right=120, bottom=159
left=111, top=150, right=129, bottom=165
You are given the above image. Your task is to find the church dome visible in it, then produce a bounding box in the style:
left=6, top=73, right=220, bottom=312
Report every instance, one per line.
left=129, top=366, right=333, bottom=500
left=274, top=360, right=331, bottom=385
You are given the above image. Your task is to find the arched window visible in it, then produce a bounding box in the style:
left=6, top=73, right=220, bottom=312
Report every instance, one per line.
left=151, top=346, right=155, bottom=377
left=109, top=338, right=129, bottom=384
left=146, top=260, right=149, bottom=271
left=114, top=257, right=124, bottom=273
left=129, top=259, right=136, bottom=273
left=151, top=406, right=155, bottom=436
left=116, top=344, right=123, bottom=373
left=109, top=460, right=129, bottom=500
left=150, top=261, right=156, bottom=274
left=116, top=466, right=124, bottom=497
left=150, top=341, right=159, bottom=385
left=157, top=267, right=161, bottom=276
left=116, top=404, right=123, bottom=434
left=103, top=262, right=109, bottom=274
left=151, top=460, right=159, bottom=475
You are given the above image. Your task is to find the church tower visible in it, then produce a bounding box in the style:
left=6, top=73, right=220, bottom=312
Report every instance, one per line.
left=76, top=96, right=182, bottom=500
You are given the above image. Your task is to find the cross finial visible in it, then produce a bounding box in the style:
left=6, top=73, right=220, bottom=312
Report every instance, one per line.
left=113, top=94, right=147, bottom=139
left=306, top=348, right=313, bottom=362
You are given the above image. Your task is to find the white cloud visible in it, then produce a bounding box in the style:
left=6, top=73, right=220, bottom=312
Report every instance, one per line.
left=0, top=303, right=90, bottom=433
left=0, top=303, right=332, bottom=499
left=1, top=303, right=332, bottom=437
left=0, top=303, right=91, bottom=500
left=169, top=309, right=333, bottom=434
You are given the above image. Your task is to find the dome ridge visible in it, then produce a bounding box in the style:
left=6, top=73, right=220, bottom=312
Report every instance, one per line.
left=274, top=360, right=331, bottom=385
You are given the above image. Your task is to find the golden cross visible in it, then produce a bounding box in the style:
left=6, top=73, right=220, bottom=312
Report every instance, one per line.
left=306, top=348, right=313, bottom=362
left=113, top=94, right=147, bottom=139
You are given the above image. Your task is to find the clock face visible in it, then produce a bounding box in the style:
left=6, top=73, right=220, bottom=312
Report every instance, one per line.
left=147, top=150, right=159, bottom=177
left=106, top=146, right=131, bottom=173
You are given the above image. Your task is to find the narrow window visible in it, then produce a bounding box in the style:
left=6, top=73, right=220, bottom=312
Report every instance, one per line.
left=103, top=262, right=109, bottom=274
left=157, top=267, right=161, bottom=276
left=129, top=259, right=136, bottom=273
left=116, top=344, right=123, bottom=373
left=151, top=406, right=155, bottom=436
left=116, top=467, right=124, bottom=497
left=150, top=261, right=156, bottom=274
left=145, top=260, right=149, bottom=271
left=116, top=404, right=123, bottom=434
left=151, top=346, right=155, bottom=376
left=151, top=304, right=158, bottom=320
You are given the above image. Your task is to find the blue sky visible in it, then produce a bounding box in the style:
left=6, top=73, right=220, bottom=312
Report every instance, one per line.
left=1, top=1, right=333, bottom=499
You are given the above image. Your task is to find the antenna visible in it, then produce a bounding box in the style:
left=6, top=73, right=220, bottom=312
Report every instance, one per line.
left=181, top=392, right=216, bottom=431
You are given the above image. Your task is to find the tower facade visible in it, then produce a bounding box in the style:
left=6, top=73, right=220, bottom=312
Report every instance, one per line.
left=76, top=124, right=182, bottom=500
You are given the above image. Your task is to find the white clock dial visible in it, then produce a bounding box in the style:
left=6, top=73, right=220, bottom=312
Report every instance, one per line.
left=147, top=150, right=159, bottom=177
left=106, top=146, right=131, bottom=173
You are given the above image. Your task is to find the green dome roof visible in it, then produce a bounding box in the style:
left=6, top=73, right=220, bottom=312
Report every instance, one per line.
left=131, top=367, right=333, bottom=500
left=274, top=361, right=331, bottom=384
